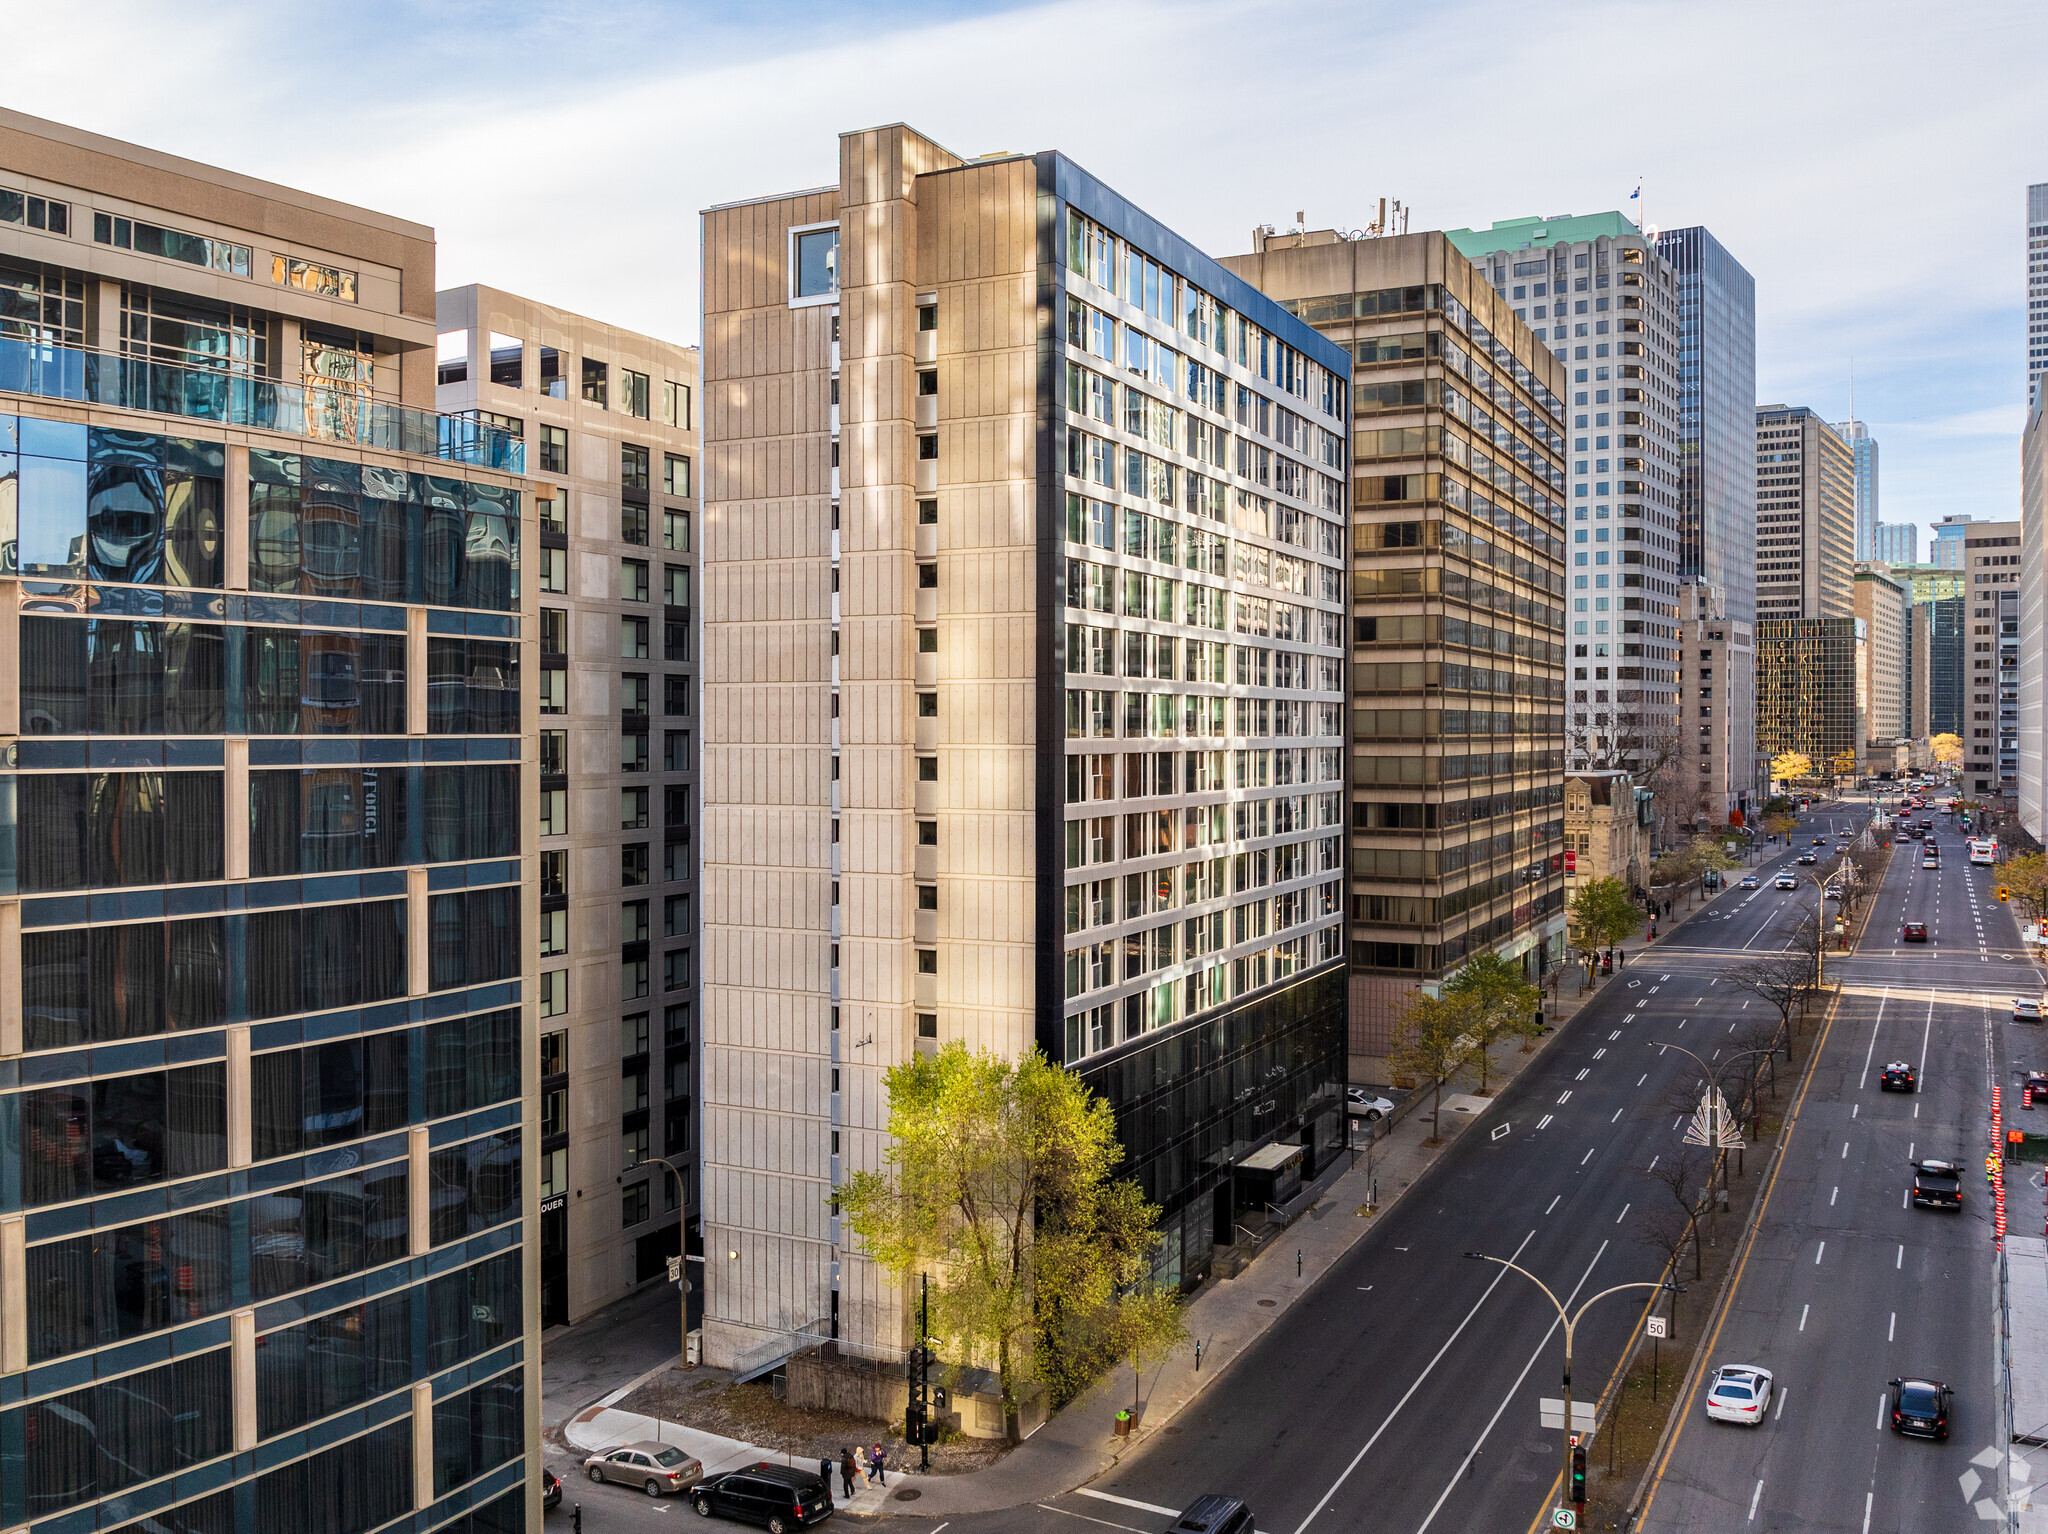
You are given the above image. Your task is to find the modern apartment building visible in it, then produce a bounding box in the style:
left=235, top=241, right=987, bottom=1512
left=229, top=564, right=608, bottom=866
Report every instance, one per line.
left=2020, top=395, right=2045, bottom=842
left=1446, top=216, right=1680, bottom=786
left=1872, top=521, right=1918, bottom=565
left=700, top=125, right=1349, bottom=1366
left=2029, top=183, right=2048, bottom=408
left=1832, top=418, right=1879, bottom=560
left=1854, top=564, right=1910, bottom=752
left=1951, top=519, right=2026, bottom=795
left=0, top=111, right=538, bottom=1534
left=1754, top=405, right=1855, bottom=622
left=1654, top=227, right=1757, bottom=622
left=1673, top=583, right=1758, bottom=825
left=1220, top=229, right=1568, bottom=1078
left=1932, top=513, right=1974, bottom=570
left=1996, top=586, right=2020, bottom=796
left=435, top=287, right=699, bottom=1329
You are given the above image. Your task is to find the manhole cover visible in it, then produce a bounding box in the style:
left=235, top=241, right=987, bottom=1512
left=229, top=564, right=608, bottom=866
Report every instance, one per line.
left=1257, top=1299, right=1277, bottom=1308
left=893, top=1489, right=922, bottom=1501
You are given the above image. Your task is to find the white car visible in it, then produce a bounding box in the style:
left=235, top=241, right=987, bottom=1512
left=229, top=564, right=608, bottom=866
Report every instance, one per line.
left=1774, top=873, right=1799, bottom=891
left=2015, top=998, right=2044, bottom=1024
left=1705, top=1364, right=1774, bottom=1425
left=1346, top=1087, right=1394, bottom=1120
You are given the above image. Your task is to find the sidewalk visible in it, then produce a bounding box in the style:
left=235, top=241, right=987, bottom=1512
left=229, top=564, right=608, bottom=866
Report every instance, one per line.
left=561, top=923, right=1711, bottom=1521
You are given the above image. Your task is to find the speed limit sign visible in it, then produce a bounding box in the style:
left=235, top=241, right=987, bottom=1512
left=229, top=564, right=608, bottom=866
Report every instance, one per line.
left=1646, top=1316, right=1668, bottom=1339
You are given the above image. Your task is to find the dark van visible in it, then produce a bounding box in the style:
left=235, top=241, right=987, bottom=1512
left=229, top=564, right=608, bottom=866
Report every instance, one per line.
left=690, top=1462, right=833, bottom=1533
left=1172, top=1497, right=1256, bottom=1534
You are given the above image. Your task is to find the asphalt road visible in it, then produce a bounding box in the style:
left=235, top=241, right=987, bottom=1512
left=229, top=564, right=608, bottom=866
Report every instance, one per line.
left=1640, top=807, right=2019, bottom=1532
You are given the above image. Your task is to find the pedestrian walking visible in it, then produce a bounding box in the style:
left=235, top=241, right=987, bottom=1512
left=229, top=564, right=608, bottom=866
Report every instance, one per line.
left=839, top=1448, right=857, bottom=1499
left=1617, top=948, right=1627, bottom=969
left=869, top=1444, right=888, bottom=1486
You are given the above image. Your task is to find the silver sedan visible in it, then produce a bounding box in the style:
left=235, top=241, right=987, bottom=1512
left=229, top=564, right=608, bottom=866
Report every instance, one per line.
left=584, top=1441, right=705, bottom=1497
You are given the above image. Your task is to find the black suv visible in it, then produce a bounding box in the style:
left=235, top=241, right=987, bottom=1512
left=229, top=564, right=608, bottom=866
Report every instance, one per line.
left=691, top=1463, right=833, bottom=1533
left=1911, top=1159, right=1962, bottom=1210
left=1172, top=1497, right=1256, bottom=1534
left=1888, top=1377, right=1954, bottom=1439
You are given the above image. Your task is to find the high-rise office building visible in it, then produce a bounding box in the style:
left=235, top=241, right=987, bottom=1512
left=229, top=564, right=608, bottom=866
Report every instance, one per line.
left=1655, top=227, right=1757, bottom=623
left=1912, top=597, right=1967, bottom=742
left=435, top=287, right=700, bottom=1329
left=1756, top=619, right=1864, bottom=777
left=1754, top=406, right=1855, bottom=621
left=1953, top=519, right=2025, bottom=794
left=1854, top=564, right=1910, bottom=755
left=0, top=111, right=538, bottom=1533
left=1221, top=228, right=1568, bottom=1079
left=1832, top=418, right=1879, bottom=560
left=1673, top=584, right=1758, bottom=825
left=700, top=126, right=1349, bottom=1366
left=1872, top=521, right=1918, bottom=566
left=2028, top=184, right=2048, bottom=408
left=1932, top=513, right=1974, bottom=569
left=2020, top=395, right=2046, bottom=841
left=1446, top=217, right=1680, bottom=784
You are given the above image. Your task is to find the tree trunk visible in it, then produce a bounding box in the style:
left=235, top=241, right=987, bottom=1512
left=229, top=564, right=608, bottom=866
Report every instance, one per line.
left=999, top=1333, right=1020, bottom=1443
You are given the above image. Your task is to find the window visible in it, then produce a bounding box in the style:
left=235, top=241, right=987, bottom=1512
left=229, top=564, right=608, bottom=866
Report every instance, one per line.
left=622, top=674, right=649, bottom=715
left=622, top=1124, right=649, bottom=1165
left=623, top=899, right=650, bottom=944
left=664, top=675, right=691, bottom=716
left=664, top=454, right=692, bottom=496
left=918, top=304, right=937, bottom=331
left=540, top=608, right=567, bottom=656
left=538, top=491, right=566, bottom=534
left=539, top=907, right=567, bottom=958
left=663, top=380, right=691, bottom=429
left=5, top=188, right=71, bottom=234
left=488, top=332, right=522, bottom=386
left=539, top=346, right=566, bottom=398
left=539, top=668, right=567, bottom=714
left=540, top=968, right=568, bottom=1017
left=665, top=564, right=691, bottom=608
left=582, top=358, right=608, bottom=407
left=622, top=960, right=650, bottom=1002
left=541, top=1029, right=569, bottom=1080
left=540, top=788, right=566, bottom=836
left=539, top=425, right=568, bottom=476
left=918, top=370, right=937, bottom=396
left=540, top=849, right=566, bottom=898
left=793, top=225, right=839, bottom=301
left=665, top=619, right=690, bottom=662
left=664, top=510, right=691, bottom=551
left=621, top=616, right=649, bottom=658
left=621, top=369, right=651, bottom=420
left=272, top=255, right=357, bottom=302
left=623, top=788, right=650, bottom=829
left=664, top=949, right=690, bottom=992
left=665, top=893, right=690, bottom=937
left=539, top=546, right=567, bottom=594
left=621, top=500, right=649, bottom=545
left=918, top=434, right=938, bottom=460
left=622, top=731, right=648, bottom=772
left=622, top=443, right=650, bottom=492
left=622, top=843, right=649, bottom=885
left=665, top=731, right=690, bottom=772
left=622, top=1180, right=649, bottom=1226
left=623, top=559, right=649, bottom=601
left=437, top=331, right=469, bottom=386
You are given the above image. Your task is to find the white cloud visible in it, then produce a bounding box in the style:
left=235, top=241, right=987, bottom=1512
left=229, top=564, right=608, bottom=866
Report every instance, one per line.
left=8, top=0, right=2044, bottom=535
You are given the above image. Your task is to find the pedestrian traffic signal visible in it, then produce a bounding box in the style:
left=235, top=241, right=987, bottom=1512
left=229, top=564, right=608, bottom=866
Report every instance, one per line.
left=1570, top=1442, right=1587, bottom=1503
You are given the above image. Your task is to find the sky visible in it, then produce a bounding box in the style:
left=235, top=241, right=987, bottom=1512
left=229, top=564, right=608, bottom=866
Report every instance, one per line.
left=10, top=0, right=2045, bottom=548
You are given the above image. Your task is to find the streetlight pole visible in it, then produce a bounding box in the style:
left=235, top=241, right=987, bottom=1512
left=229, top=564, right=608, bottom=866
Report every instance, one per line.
left=1648, top=1043, right=1775, bottom=1192
left=1463, top=1253, right=1664, bottom=1515
left=919, top=1272, right=932, bottom=1473
left=639, top=1155, right=695, bottom=1376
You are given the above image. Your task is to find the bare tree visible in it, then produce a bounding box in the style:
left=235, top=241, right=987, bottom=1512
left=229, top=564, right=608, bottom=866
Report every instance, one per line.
left=1642, top=1145, right=1712, bottom=1279
left=1727, top=954, right=1812, bottom=1041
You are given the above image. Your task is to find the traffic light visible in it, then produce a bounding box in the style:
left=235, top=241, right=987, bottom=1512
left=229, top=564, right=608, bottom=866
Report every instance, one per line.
left=1999, top=886, right=2011, bottom=902
left=1571, top=1441, right=1587, bottom=1503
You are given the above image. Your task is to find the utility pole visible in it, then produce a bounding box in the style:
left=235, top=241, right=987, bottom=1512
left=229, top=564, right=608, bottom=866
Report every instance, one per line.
left=919, top=1272, right=932, bottom=1472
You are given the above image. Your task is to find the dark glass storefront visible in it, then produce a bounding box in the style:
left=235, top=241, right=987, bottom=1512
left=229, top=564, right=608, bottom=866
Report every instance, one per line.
left=1075, top=962, right=1345, bottom=1290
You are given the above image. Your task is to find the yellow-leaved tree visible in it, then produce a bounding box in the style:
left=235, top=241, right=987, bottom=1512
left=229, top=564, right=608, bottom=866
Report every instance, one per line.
left=1931, top=733, right=1964, bottom=766
left=1770, top=751, right=1814, bottom=782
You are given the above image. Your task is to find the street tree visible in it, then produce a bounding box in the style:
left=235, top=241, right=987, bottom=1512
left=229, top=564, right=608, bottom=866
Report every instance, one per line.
left=1389, top=991, right=1483, bottom=1145
left=1642, top=1145, right=1712, bottom=1278
left=1770, top=751, right=1814, bottom=783
left=837, top=1043, right=1180, bottom=1435
left=1726, top=953, right=1812, bottom=1040
left=1569, top=875, right=1644, bottom=959
left=1762, top=812, right=1798, bottom=841
left=1931, top=733, right=1964, bottom=767
left=1443, top=951, right=1543, bottom=1083
left=2003, top=851, right=2048, bottom=928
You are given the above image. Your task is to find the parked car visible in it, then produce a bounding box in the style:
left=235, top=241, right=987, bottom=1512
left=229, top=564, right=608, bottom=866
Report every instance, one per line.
left=544, top=1469, right=562, bottom=1510
left=690, top=1463, right=834, bottom=1532
left=1170, top=1497, right=1257, bottom=1534
left=1887, top=1377, right=1954, bottom=1440
left=585, top=1442, right=704, bottom=1498
left=1705, top=1364, right=1774, bottom=1425
left=1901, top=922, right=1928, bottom=943
left=1346, top=1087, right=1395, bottom=1120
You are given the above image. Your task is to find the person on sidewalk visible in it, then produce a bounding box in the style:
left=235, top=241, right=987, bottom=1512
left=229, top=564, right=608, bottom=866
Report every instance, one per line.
left=839, top=1448, right=857, bottom=1498
left=1616, top=948, right=1627, bottom=968
left=869, top=1443, right=888, bottom=1486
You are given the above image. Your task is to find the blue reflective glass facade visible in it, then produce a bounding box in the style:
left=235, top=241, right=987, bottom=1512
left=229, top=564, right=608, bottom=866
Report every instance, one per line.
left=0, top=410, right=533, bottom=1534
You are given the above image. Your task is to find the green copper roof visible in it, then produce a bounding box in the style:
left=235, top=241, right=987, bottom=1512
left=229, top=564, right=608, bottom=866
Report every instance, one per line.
left=1445, top=212, right=1646, bottom=259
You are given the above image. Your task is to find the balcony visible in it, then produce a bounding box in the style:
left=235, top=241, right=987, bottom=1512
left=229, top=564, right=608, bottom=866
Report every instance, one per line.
left=0, top=336, right=524, bottom=472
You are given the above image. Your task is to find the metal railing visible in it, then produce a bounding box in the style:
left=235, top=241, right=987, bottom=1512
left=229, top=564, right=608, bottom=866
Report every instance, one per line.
left=0, top=336, right=524, bottom=472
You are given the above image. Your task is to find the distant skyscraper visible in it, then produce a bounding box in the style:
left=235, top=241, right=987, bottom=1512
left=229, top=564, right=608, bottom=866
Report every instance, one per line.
left=1656, top=226, right=1757, bottom=624
left=2029, top=184, right=2048, bottom=407
left=1755, top=405, right=1856, bottom=622
left=1873, top=521, right=1917, bottom=565
left=1932, top=513, right=1974, bottom=569
left=1832, top=418, right=1879, bottom=559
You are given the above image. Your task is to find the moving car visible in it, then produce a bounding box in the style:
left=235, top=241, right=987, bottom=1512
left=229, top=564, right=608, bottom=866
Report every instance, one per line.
left=1887, top=1377, right=1954, bottom=1440
left=1880, top=1062, right=1917, bottom=1092
left=691, top=1463, right=834, bottom=1532
left=1171, top=1496, right=1257, bottom=1534
left=1775, top=873, right=1799, bottom=890
left=2015, top=998, right=2045, bottom=1024
left=1346, top=1087, right=1394, bottom=1120
left=544, top=1469, right=562, bottom=1510
left=1901, top=922, right=1928, bottom=943
left=586, top=1443, right=705, bottom=1498
left=1705, top=1364, right=1774, bottom=1425
left=1812, top=836, right=1828, bottom=846
left=1797, top=852, right=1817, bottom=865
left=1739, top=874, right=1759, bottom=889
left=1911, top=1159, right=1963, bottom=1209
